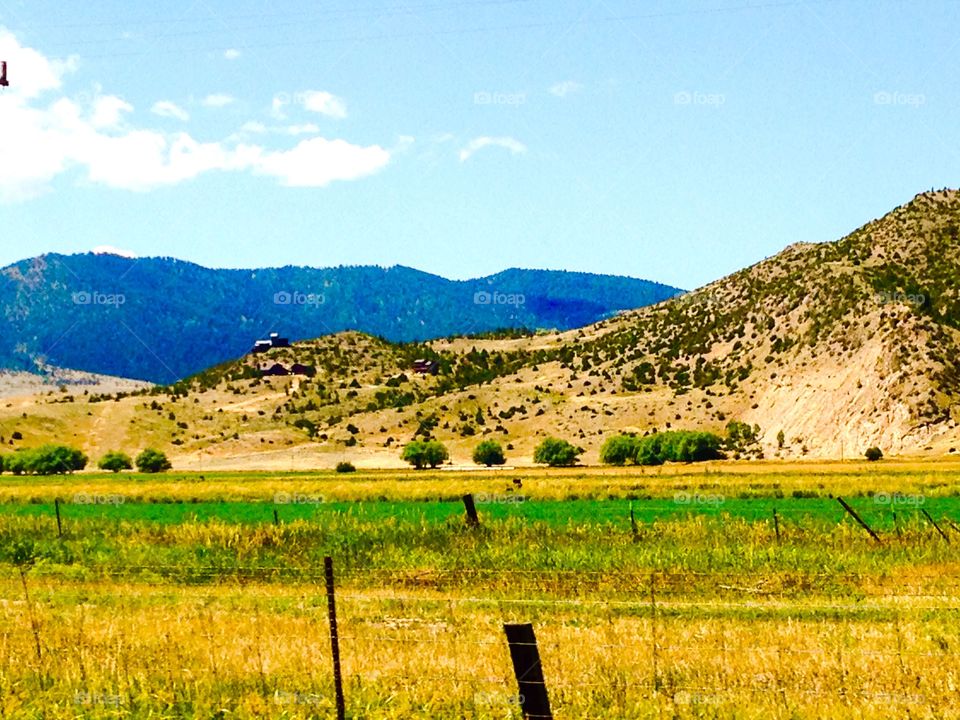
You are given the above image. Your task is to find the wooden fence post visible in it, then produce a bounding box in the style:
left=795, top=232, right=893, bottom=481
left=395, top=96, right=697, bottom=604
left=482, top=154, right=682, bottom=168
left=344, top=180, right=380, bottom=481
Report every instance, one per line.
left=773, top=508, right=781, bottom=544
left=837, top=497, right=882, bottom=544
left=54, top=498, right=63, bottom=538
left=503, top=623, right=552, bottom=720
left=650, top=571, right=659, bottom=692
left=323, top=556, right=346, bottom=720
left=273, top=508, right=280, bottom=526
left=921, top=509, right=950, bottom=543
left=462, top=494, right=480, bottom=527
left=629, top=503, right=640, bottom=543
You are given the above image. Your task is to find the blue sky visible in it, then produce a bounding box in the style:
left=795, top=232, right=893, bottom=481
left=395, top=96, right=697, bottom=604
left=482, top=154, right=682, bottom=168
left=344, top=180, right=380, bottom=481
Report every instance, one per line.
left=0, top=0, right=957, bottom=290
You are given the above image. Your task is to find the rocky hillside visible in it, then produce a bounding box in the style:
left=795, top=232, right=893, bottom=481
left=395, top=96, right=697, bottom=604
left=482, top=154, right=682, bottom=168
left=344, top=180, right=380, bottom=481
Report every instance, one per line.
left=2, top=190, right=958, bottom=465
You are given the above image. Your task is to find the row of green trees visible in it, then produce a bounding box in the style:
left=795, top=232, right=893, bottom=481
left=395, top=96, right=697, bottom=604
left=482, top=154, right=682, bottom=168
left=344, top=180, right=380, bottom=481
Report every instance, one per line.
left=0, top=446, right=172, bottom=475
left=1, top=445, right=87, bottom=475
left=400, top=437, right=584, bottom=469
left=600, top=431, right=724, bottom=466
left=98, top=448, right=172, bottom=473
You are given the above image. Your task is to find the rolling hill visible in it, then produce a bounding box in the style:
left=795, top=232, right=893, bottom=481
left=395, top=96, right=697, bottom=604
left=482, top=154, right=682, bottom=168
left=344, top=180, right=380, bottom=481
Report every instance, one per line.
left=2, top=189, right=959, bottom=465
left=0, top=255, right=681, bottom=383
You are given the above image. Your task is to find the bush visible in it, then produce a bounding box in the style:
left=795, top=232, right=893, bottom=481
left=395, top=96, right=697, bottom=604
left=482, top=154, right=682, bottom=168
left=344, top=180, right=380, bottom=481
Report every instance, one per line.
left=472, top=440, right=506, bottom=467
left=98, top=450, right=133, bottom=473
left=4, top=445, right=87, bottom=475
left=335, top=461, right=356, bottom=473
left=864, top=446, right=883, bottom=461
left=136, top=448, right=172, bottom=473
left=401, top=440, right=449, bottom=469
left=635, top=431, right=724, bottom=465
left=600, top=434, right=639, bottom=465
left=533, top=437, right=581, bottom=467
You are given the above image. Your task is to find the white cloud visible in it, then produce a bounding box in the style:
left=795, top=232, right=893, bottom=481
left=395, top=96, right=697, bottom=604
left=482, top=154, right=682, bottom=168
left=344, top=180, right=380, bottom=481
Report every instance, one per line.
left=202, top=93, right=235, bottom=108
left=224, top=49, right=241, bottom=60
left=271, top=94, right=288, bottom=119
left=458, top=136, right=527, bottom=162
left=240, top=120, right=268, bottom=134
left=255, top=137, right=390, bottom=187
left=549, top=80, right=582, bottom=98
left=92, top=245, right=137, bottom=258
left=272, top=90, right=347, bottom=120
left=90, top=95, right=133, bottom=129
left=151, top=100, right=189, bottom=122
left=300, top=90, right=347, bottom=119
left=0, top=31, right=394, bottom=200
left=236, top=121, right=319, bottom=137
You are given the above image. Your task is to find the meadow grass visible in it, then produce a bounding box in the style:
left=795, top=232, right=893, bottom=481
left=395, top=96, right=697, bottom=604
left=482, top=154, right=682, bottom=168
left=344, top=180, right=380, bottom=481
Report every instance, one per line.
left=1, top=462, right=959, bottom=717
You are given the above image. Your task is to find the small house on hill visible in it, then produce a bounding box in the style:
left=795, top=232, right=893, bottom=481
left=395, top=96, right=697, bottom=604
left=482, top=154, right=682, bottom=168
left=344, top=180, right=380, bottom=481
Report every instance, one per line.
left=412, top=358, right=439, bottom=375
left=261, top=363, right=289, bottom=376
left=251, top=332, right=290, bottom=354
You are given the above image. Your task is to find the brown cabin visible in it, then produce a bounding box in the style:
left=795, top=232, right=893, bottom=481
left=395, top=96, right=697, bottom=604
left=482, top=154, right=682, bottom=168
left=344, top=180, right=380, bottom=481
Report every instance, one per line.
left=261, top=363, right=289, bottom=377
left=290, top=363, right=316, bottom=377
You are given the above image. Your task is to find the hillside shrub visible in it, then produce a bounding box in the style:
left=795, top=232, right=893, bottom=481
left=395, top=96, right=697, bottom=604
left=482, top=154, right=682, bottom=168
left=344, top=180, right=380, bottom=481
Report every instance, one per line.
left=401, top=440, right=449, bottom=469
left=98, top=451, right=133, bottom=473
left=335, top=461, right=356, bottom=473
left=600, top=434, right=639, bottom=465
left=533, top=437, right=581, bottom=467
left=136, top=448, right=172, bottom=473
left=473, top=440, right=506, bottom=467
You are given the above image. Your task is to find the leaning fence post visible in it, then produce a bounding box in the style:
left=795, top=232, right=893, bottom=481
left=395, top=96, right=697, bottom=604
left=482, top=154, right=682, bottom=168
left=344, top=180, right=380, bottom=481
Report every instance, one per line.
left=54, top=498, right=63, bottom=538
left=837, top=497, right=882, bottom=544
left=462, top=493, right=480, bottom=527
left=323, top=556, right=346, bottom=720
left=921, top=509, right=950, bottom=544
left=273, top=508, right=280, bottom=526
left=773, top=508, right=781, bottom=544
left=503, top=623, right=552, bottom=720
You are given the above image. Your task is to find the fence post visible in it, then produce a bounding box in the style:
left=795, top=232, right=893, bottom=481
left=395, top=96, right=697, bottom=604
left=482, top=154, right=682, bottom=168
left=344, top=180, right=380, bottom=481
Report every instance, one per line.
left=837, top=497, right=882, bottom=544
left=503, top=623, right=552, bottom=719
left=921, top=509, right=950, bottom=543
left=629, top=503, right=640, bottom=543
left=773, top=508, right=781, bottom=544
left=54, top=498, right=63, bottom=538
left=273, top=508, right=280, bottom=526
left=650, top=571, right=659, bottom=693
left=323, top=556, right=346, bottom=720
left=462, top=493, right=480, bottom=527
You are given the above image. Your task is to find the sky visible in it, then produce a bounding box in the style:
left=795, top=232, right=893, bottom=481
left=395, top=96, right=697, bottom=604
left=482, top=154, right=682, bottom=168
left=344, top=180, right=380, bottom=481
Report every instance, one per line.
left=0, top=0, right=958, bottom=290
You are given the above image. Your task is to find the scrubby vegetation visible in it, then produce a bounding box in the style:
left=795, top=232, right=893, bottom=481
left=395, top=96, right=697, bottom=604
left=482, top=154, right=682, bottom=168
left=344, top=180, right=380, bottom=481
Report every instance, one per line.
left=1, top=445, right=86, bottom=475
left=135, top=448, right=172, bottom=473
left=98, top=450, right=133, bottom=473
left=472, top=440, right=506, bottom=467
left=533, top=437, right=581, bottom=467
left=401, top=440, right=449, bottom=469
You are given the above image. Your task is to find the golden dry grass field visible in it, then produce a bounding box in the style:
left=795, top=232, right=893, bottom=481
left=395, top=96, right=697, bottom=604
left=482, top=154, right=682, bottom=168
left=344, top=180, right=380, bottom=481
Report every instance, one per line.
left=2, top=461, right=960, bottom=718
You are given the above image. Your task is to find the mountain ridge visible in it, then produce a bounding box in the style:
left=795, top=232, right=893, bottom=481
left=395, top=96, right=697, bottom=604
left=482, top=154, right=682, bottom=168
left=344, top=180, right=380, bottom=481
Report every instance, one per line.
left=0, top=254, right=682, bottom=382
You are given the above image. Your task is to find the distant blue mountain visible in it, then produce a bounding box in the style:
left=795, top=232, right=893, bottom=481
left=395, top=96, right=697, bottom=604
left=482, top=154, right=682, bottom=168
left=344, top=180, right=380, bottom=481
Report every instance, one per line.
left=0, top=253, right=683, bottom=382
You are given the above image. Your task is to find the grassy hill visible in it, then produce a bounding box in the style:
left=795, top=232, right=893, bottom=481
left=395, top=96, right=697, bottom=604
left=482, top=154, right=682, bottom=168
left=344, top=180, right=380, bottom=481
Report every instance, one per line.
left=3, top=189, right=959, bottom=466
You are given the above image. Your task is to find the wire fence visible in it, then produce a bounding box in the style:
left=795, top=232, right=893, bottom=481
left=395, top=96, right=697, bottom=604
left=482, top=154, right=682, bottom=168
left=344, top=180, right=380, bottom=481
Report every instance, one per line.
left=4, top=560, right=960, bottom=718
